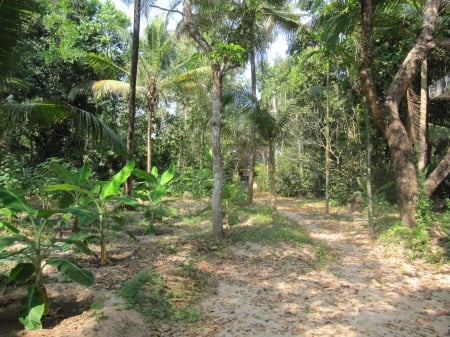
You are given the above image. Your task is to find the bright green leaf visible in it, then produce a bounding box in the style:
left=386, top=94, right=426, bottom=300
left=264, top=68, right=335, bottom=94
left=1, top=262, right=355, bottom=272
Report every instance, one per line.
left=100, top=160, right=135, bottom=200
left=159, top=163, right=175, bottom=186
left=19, top=285, right=45, bottom=330
left=134, top=168, right=158, bottom=185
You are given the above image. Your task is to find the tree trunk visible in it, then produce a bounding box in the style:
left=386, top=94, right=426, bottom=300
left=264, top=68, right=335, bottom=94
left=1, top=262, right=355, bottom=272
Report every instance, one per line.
left=365, top=109, right=374, bottom=235
left=182, top=0, right=241, bottom=241
left=247, top=48, right=257, bottom=204
left=325, top=66, right=330, bottom=215
left=418, top=59, right=428, bottom=172
left=211, top=68, right=224, bottom=240
left=125, top=0, right=141, bottom=195
left=359, top=0, right=441, bottom=227
left=424, top=146, right=450, bottom=196
left=146, top=79, right=157, bottom=173
left=268, top=139, right=277, bottom=211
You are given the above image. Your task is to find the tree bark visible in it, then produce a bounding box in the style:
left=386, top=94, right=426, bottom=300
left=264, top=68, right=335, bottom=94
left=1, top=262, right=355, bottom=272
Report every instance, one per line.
left=183, top=0, right=229, bottom=241
left=146, top=78, right=157, bottom=173
left=125, top=0, right=141, bottom=195
left=359, top=0, right=441, bottom=227
left=268, top=139, right=277, bottom=211
left=247, top=48, right=257, bottom=204
left=211, top=68, right=224, bottom=239
left=424, top=146, right=450, bottom=196
left=325, top=65, right=331, bottom=215
left=418, top=59, right=428, bottom=172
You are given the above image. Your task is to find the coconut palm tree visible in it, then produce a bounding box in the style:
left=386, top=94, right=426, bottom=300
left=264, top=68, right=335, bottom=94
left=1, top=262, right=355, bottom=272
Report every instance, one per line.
left=71, top=13, right=208, bottom=172
left=240, top=0, right=299, bottom=204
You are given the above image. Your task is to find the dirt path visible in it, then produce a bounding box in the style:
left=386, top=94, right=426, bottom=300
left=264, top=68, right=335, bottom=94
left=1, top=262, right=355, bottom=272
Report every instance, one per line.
left=193, top=200, right=450, bottom=337
left=2, top=198, right=449, bottom=337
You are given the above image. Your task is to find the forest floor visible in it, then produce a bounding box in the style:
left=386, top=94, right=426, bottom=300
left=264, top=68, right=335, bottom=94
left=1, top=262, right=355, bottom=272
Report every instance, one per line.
left=1, top=195, right=449, bottom=337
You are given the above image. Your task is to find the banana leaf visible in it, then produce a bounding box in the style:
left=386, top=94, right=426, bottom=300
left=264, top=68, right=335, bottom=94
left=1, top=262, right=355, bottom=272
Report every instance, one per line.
left=100, top=160, right=135, bottom=200
left=47, top=257, right=94, bottom=286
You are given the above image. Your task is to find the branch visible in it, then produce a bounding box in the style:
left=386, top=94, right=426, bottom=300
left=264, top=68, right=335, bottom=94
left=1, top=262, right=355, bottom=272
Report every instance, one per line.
left=424, top=146, right=450, bottom=196
left=386, top=0, right=441, bottom=105
left=150, top=4, right=183, bottom=16
left=182, top=0, right=212, bottom=55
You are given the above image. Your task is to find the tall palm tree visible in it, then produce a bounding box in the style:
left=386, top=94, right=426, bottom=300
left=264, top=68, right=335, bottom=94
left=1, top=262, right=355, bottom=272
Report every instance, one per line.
left=124, top=0, right=143, bottom=194
left=71, top=14, right=208, bottom=172
left=240, top=0, right=299, bottom=204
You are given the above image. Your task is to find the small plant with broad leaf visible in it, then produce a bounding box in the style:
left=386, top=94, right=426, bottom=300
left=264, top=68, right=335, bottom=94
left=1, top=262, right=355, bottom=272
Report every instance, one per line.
left=222, top=182, right=246, bottom=227
left=0, top=188, right=95, bottom=330
left=134, top=163, right=175, bottom=225
left=43, top=160, right=137, bottom=263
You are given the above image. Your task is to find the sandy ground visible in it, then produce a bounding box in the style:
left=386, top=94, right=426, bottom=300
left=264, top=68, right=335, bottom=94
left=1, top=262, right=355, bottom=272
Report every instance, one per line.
left=1, top=198, right=449, bottom=337
left=191, top=200, right=450, bottom=337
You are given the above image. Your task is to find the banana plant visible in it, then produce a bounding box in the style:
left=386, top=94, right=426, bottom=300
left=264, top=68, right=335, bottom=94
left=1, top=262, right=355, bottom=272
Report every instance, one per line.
left=134, top=163, right=175, bottom=223
left=0, top=188, right=95, bottom=330
left=43, top=160, right=136, bottom=263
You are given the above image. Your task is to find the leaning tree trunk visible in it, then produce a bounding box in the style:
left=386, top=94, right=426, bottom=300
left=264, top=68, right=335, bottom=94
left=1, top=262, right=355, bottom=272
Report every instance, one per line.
left=359, top=0, right=441, bottom=227
left=424, top=147, right=450, bottom=196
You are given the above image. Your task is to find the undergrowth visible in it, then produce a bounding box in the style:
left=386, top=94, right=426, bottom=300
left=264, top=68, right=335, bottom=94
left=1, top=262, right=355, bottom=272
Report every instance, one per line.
left=377, top=196, right=449, bottom=263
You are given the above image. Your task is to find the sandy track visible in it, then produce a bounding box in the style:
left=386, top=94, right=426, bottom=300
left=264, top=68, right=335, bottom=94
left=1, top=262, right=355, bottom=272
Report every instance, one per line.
left=194, top=201, right=450, bottom=337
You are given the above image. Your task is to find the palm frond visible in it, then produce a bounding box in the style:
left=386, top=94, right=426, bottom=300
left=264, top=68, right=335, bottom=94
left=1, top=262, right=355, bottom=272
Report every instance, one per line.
left=87, top=53, right=129, bottom=79
left=1, top=100, right=125, bottom=153
left=0, top=0, right=36, bottom=81
left=70, top=80, right=135, bottom=101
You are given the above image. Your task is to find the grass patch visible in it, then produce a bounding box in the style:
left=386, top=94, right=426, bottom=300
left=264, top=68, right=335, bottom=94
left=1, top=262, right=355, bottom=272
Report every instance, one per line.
left=118, top=271, right=172, bottom=321
left=228, top=208, right=314, bottom=246
left=227, top=205, right=333, bottom=265
left=118, top=262, right=208, bottom=326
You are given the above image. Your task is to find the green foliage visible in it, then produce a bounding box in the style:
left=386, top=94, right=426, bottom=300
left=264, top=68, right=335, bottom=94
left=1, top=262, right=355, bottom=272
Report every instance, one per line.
left=0, top=187, right=94, bottom=330
left=134, top=163, right=175, bottom=231
left=134, top=163, right=176, bottom=206
left=43, top=160, right=136, bottom=263
left=377, top=194, right=448, bottom=263
left=222, top=182, right=247, bottom=226
left=0, top=157, right=76, bottom=199
left=172, top=167, right=213, bottom=200
left=18, top=284, right=46, bottom=330
left=210, top=42, right=246, bottom=64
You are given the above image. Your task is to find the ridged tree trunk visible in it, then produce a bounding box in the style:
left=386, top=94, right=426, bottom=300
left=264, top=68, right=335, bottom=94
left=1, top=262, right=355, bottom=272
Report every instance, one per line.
left=125, top=0, right=141, bottom=195
left=146, top=78, right=157, bottom=173
left=211, top=67, right=224, bottom=240
left=247, top=48, right=257, bottom=204
left=268, top=139, right=277, bottom=211
left=184, top=0, right=239, bottom=241
left=325, top=65, right=331, bottom=215
left=359, top=0, right=441, bottom=227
